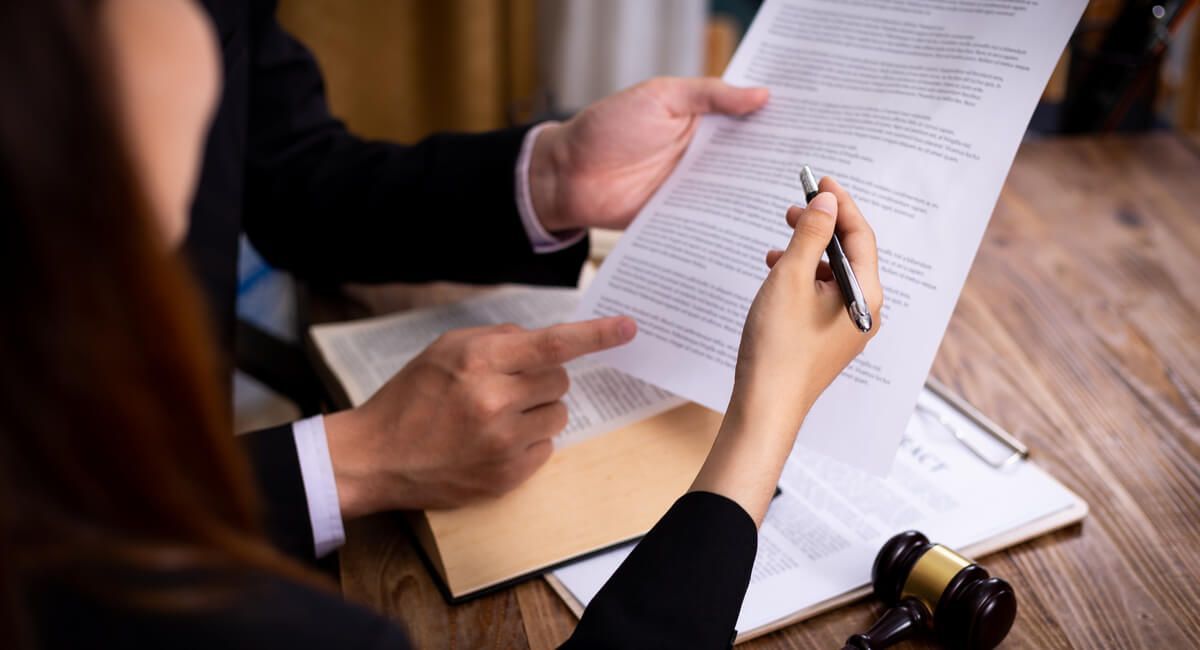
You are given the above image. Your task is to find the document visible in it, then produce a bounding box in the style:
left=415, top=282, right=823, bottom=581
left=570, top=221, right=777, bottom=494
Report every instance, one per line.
left=309, top=287, right=684, bottom=449
left=573, top=0, right=1088, bottom=470
left=551, top=386, right=1085, bottom=637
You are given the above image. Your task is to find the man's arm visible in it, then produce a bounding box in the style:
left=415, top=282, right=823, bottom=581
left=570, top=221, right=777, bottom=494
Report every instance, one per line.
left=237, top=319, right=638, bottom=562
left=240, top=0, right=586, bottom=287
left=238, top=418, right=345, bottom=566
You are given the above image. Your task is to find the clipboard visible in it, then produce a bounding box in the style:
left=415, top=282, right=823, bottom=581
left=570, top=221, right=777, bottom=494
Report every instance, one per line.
left=544, top=382, right=1089, bottom=644
left=920, top=378, right=1029, bottom=470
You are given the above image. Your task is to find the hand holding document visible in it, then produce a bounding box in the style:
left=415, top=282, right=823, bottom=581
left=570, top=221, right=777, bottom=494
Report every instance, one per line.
left=573, top=0, right=1088, bottom=471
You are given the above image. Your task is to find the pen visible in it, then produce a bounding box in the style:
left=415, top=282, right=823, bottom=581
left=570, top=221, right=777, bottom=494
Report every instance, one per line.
left=799, top=165, right=873, bottom=333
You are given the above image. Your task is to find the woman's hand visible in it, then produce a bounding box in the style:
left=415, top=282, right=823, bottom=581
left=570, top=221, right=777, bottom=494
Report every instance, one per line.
left=735, top=177, right=884, bottom=434
left=690, top=177, right=884, bottom=524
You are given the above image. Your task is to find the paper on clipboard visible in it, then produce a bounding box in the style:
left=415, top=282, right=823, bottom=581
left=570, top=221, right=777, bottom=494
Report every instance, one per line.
left=547, top=384, right=1087, bottom=642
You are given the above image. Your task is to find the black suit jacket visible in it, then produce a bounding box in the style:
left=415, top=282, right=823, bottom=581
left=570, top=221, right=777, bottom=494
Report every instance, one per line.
left=196, top=0, right=586, bottom=563
left=191, top=0, right=587, bottom=355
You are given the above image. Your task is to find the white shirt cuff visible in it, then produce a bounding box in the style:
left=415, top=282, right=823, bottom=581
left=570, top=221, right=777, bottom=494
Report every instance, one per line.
left=515, top=122, right=586, bottom=254
left=292, top=416, right=346, bottom=558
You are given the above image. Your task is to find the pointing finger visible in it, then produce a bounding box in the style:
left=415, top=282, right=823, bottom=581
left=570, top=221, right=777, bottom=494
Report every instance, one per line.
left=492, top=316, right=637, bottom=372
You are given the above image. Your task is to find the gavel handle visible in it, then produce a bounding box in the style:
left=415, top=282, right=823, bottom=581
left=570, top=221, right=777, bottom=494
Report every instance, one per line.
left=842, top=598, right=931, bottom=650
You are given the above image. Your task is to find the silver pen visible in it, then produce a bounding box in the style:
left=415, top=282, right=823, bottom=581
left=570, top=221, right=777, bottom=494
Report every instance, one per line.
left=799, top=165, right=873, bottom=333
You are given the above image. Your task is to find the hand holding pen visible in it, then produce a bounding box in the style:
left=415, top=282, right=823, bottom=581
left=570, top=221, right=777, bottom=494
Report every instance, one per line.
left=799, top=166, right=874, bottom=333
left=712, top=172, right=885, bottom=522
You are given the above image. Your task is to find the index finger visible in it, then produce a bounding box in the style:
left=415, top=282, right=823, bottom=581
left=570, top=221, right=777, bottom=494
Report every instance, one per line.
left=491, top=316, right=637, bottom=372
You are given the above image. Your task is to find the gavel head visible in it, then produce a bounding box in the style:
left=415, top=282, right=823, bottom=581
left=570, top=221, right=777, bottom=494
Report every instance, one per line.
left=850, top=530, right=1017, bottom=650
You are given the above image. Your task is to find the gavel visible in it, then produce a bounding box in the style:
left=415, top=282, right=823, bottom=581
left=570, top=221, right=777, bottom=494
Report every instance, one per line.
left=843, top=531, right=1017, bottom=650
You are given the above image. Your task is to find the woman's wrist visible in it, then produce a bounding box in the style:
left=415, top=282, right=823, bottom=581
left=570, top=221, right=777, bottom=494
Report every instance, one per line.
left=725, top=378, right=817, bottom=441
left=686, top=381, right=817, bottom=526
left=688, top=392, right=815, bottom=526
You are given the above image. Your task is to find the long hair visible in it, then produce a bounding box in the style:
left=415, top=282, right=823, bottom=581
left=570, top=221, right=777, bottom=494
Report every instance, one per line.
left=0, top=1, right=321, bottom=645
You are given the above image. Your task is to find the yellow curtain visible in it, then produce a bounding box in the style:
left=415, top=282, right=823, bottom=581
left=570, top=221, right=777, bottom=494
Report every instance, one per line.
left=276, top=0, right=537, bottom=142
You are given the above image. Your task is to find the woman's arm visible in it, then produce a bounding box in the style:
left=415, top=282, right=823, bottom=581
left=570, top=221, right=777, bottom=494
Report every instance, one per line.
left=564, top=178, right=884, bottom=649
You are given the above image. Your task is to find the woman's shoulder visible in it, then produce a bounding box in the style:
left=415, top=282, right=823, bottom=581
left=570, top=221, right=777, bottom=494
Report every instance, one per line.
left=31, top=569, right=411, bottom=650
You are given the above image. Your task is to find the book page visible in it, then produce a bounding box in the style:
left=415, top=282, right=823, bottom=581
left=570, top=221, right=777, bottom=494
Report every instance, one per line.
left=310, top=287, right=684, bottom=449
left=551, top=387, right=1083, bottom=634
left=572, top=0, right=1087, bottom=470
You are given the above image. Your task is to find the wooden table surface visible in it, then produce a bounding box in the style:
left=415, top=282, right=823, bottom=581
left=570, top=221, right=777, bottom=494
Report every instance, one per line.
left=334, top=133, right=1200, bottom=649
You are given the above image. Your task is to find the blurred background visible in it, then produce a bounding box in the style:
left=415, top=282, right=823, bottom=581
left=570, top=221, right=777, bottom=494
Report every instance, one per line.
left=267, top=0, right=1200, bottom=140
left=235, top=0, right=1200, bottom=430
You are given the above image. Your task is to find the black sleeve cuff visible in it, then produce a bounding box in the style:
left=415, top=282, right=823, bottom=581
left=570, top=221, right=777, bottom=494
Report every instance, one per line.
left=239, top=425, right=319, bottom=565
left=563, top=491, right=758, bottom=650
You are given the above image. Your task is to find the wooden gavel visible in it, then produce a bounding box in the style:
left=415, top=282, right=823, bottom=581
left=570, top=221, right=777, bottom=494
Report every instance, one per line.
left=843, top=531, right=1017, bottom=650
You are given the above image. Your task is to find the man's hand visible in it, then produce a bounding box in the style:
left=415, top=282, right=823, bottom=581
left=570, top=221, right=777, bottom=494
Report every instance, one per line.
left=323, top=316, right=636, bottom=518
left=529, top=77, right=769, bottom=233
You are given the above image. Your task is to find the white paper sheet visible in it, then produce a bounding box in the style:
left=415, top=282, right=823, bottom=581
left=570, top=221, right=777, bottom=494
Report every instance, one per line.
left=572, top=0, right=1087, bottom=470
left=551, top=387, right=1082, bottom=633
left=309, top=287, right=684, bottom=449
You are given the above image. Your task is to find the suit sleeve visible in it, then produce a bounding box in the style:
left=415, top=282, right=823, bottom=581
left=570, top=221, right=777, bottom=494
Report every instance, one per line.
left=241, top=1, right=587, bottom=287
left=238, top=424, right=318, bottom=564
left=562, top=491, right=759, bottom=650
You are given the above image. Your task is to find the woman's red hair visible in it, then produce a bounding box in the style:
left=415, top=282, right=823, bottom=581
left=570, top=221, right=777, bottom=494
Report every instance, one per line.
left=0, top=1, right=322, bottom=645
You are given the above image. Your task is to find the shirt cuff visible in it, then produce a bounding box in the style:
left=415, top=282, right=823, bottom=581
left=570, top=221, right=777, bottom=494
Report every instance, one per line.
left=515, top=122, right=586, bottom=254
left=292, top=416, right=346, bottom=558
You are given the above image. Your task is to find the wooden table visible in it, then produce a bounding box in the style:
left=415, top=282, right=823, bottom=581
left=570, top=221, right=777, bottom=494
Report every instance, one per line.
left=333, top=133, right=1200, bottom=649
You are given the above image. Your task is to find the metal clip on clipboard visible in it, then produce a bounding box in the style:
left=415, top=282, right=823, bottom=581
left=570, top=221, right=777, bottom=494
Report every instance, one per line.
left=917, top=378, right=1031, bottom=470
